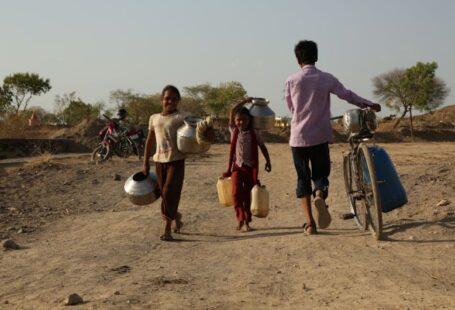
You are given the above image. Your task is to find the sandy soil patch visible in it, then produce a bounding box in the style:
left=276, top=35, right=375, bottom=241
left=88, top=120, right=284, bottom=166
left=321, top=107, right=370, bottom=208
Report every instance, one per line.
left=1, top=143, right=454, bottom=309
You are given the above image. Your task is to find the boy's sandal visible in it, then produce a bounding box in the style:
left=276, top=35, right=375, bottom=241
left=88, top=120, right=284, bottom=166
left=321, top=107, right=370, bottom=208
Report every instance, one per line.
left=314, top=196, right=332, bottom=229
left=159, top=233, right=174, bottom=241
left=302, top=222, right=317, bottom=235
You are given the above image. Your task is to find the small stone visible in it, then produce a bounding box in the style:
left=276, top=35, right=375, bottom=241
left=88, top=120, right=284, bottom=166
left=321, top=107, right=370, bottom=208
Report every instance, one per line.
left=113, top=173, right=121, bottom=181
left=65, top=293, right=83, bottom=306
left=2, top=239, right=21, bottom=250
left=91, top=179, right=99, bottom=185
left=436, top=199, right=450, bottom=207
left=408, top=236, right=416, bottom=241
left=114, top=291, right=120, bottom=295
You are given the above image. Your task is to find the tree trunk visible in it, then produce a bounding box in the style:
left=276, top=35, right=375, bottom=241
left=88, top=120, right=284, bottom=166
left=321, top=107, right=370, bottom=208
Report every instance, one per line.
left=409, top=106, right=414, bottom=142
left=393, top=107, right=408, bottom=129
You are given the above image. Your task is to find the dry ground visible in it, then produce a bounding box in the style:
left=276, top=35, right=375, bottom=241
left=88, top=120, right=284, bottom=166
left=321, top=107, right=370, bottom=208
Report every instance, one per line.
left=0, top=142, right=454, bottom=309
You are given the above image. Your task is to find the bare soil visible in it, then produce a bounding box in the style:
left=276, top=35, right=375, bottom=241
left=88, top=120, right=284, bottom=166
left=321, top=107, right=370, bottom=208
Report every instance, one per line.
left=1, top=142, right=454, bottom=309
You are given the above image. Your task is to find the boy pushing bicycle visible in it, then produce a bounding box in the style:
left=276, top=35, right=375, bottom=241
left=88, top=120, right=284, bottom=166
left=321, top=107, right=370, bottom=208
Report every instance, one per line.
left=284, top=40, right=381, bottom=235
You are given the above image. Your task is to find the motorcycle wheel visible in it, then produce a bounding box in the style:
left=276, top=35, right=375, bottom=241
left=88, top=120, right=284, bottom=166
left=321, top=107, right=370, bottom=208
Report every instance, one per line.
left=91, top=144, right=111, bottom=163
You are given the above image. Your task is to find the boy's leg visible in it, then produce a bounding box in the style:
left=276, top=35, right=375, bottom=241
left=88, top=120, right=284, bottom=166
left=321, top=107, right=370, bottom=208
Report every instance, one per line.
left=310, top=143, right=331, bottom=229
left=291, top=147, right=315, bottom=230
left=300, top=194, right=316, bottom=234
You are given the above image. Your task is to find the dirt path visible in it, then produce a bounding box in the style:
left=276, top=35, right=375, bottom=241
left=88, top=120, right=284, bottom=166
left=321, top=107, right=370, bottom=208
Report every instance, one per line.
left=1, top=143, right=454, bottom=309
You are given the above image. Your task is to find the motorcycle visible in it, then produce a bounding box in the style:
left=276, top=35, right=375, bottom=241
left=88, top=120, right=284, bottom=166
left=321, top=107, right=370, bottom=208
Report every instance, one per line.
left=91, top=114, right=144, bottom=163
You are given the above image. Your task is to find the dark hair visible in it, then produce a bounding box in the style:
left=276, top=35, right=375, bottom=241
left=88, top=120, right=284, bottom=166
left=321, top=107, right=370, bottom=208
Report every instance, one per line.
left=116, top=108, right=127, bottom=120
left=161, top=85, right=181, bottom=100
left=294, top=40, right=318, bottom=65
left=234, top=107, right=253, bottom=129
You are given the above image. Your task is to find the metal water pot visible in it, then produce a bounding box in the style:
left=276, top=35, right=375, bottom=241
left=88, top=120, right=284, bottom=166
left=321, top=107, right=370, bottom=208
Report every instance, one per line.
left=342, top=109, right=377, bottom=138
left=124, top=171, right=160, bottom=205
left=249, top=98, right=275, bottom=130
left=177, top=116, right=210, bottom=154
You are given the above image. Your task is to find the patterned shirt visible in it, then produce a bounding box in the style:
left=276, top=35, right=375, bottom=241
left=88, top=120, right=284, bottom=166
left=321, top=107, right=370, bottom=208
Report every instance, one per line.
left=229, top=126, right=264, bottom=167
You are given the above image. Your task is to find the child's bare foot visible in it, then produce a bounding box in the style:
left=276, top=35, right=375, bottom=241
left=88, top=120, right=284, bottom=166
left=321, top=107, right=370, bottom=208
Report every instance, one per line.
left=161, top=220, right=173, bottom=241
left=236, top=221, right=244, bottom=231
left=244, top=223, right=254, bottom=232
left=172, top=212, right=183, bottom=233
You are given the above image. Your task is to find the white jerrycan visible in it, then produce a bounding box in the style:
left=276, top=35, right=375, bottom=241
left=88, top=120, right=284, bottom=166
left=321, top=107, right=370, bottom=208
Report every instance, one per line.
left=250, top=184, right=269, bottom=218
left=216, top=177, right=233, bottom=207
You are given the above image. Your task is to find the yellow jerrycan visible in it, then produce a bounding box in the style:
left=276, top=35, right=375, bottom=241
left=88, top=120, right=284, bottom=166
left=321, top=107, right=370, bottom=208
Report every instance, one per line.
left=217, top=177, right=233, bottom=207
left=250, top=184, right=269, bottom=218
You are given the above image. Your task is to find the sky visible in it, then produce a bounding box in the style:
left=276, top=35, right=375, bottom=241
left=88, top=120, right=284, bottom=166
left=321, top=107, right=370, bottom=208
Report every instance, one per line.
left=1, top=0, right=454, bottom=118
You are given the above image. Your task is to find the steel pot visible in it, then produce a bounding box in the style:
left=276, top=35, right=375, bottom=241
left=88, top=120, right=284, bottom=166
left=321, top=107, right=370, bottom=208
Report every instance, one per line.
left=124, top=171, right=160, bottom=205
left=177, top=116, right=210, bottom=154
left=249, top=98, right=275, bottom=130
left=342, top=109, right=377, bottom=138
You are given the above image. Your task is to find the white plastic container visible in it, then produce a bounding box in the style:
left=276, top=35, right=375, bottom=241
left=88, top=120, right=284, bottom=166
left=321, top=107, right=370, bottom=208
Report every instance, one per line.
left=250, top=184, right=269, bottom=218
left=216, top=177, right=233, bottom=207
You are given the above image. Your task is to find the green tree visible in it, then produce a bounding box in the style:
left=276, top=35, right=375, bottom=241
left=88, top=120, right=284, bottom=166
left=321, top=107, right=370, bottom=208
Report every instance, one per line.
left=373, top=62, right=449, bottom=139
left=0, top=85, right=13, bottom=117
left=184, top=81, right=247, bottom=117
left=55, top=91, right=76, bottom=122
left=3, top=73, right=51, bottom=113
left=61, top=98, right=99, bottom=126
left=109, top=89, right=161, bottom=124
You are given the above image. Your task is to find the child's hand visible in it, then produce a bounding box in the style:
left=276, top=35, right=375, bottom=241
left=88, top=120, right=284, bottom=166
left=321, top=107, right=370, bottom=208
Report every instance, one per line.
left=265, top=161, right=272, bottom=172
left=143, top=163, right=150, bottom=176
left=371, top=103, right=381, bottom=112
left=240, top=97, right=253, bottom=105
left=222, top=171, right=232, bottom=178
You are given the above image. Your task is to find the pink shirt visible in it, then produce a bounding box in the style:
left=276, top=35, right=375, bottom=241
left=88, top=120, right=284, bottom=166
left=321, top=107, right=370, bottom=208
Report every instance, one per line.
left=229, top=126, right=263, bottom=168
left=285, top=65, right=374, bottom=147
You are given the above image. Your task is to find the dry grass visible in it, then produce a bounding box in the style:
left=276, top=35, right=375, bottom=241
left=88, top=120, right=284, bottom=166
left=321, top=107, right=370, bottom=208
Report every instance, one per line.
left=23, top=152, right=54, bottom=168
left=0, top=114, right=29, bottom=138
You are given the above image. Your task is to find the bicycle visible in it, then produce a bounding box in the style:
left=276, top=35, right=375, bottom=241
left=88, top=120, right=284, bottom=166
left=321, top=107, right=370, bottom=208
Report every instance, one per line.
left=332, top=108, right=383, bottom=240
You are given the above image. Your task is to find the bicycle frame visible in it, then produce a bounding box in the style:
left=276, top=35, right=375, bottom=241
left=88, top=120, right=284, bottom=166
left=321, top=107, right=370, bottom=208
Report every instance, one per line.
left=338, top=108, right=383, bottom=240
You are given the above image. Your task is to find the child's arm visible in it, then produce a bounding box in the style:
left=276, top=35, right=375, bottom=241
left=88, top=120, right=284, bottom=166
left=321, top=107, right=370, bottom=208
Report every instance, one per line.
left=142, top=129, right=156, bottom=175
left=229, top=97, right=253, bottom=127
left=259, top=143, right=272, bottom=172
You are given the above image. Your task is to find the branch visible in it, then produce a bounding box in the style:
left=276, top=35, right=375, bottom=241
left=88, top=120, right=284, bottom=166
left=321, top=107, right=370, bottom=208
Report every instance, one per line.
left=22, top=95, right=33, bottom=111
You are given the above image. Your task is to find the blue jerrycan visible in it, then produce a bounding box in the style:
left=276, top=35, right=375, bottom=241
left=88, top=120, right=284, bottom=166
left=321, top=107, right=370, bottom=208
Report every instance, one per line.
left=368, top=146, right=408, bottom=213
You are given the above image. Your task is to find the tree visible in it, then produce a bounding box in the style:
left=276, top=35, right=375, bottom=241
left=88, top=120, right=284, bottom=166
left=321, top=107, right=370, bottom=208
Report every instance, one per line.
left=109, top=89, right=161, bottom=124
left=0, top=85, right=13, bottom=117
left=184, top=81, right=247, bottom=118
left=55, top=92, right=99, bottom=125
left=3, top=73, right=51, bottom=113
left=55, top=91, right=76, bottom=122
left=373, top=62, right=449, bottom=139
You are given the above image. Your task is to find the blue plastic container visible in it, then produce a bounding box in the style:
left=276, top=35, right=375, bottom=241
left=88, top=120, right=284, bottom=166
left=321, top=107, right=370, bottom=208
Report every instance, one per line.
left=368, top=146, right=408, bottom=213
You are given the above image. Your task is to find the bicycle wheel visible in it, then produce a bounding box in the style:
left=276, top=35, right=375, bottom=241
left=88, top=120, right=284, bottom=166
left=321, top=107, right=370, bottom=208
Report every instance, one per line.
left=358, top=144, right=383, bottom=240
left=343, top=152, right=368, bottom=231
left=91, top=144, right=111, bottom=163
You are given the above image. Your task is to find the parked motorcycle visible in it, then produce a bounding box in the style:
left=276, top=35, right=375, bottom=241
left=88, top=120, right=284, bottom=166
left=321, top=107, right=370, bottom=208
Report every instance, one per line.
left=91, top=114, right=144, bottom=163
